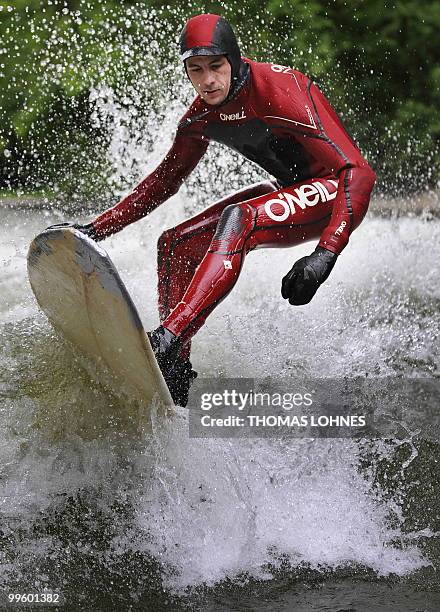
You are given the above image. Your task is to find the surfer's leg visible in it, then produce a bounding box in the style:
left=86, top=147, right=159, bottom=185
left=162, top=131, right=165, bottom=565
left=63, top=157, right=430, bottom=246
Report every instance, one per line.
left=161, top=200, right=256, bottom=343
left=152, top=181, right=276, bottom=405
left=157, top=180, right=276, bottom=322
left=162, top=176, right=338, bottom=343
left=157, top=180, right=276, bottom=363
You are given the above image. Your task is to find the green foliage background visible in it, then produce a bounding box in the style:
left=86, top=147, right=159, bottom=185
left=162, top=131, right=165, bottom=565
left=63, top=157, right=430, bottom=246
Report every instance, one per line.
left=0, top=0, right=439, bottom=203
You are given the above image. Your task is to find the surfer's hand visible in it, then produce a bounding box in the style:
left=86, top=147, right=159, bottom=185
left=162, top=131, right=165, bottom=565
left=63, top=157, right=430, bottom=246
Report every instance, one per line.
left=281, top=246, right=337, bottom=306
left=45, top=222, right=102, bottom=241
left=73, top=222, right=102, bottom=241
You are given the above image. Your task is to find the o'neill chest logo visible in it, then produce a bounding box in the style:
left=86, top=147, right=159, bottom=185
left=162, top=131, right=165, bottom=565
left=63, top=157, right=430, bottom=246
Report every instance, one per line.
left=220, top=110, right=246, bottom=121
left=264, top=180, right=338, bottom=222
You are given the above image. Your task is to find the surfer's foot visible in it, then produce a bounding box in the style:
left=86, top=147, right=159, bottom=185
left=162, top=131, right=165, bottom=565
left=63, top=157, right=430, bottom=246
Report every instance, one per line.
left=165, top=357, right=198, bottom=407
left=148, top=325, right=198, bottom=407
left=148, top=325, right=182, bottom=371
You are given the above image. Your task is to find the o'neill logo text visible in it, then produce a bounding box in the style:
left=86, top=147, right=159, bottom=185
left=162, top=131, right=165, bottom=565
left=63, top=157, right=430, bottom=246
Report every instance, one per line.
left=264, top=180, right=338, bottom=222
left=220, top=110, right=246, bottom=121
left=335, top=220, right=347, bottom=236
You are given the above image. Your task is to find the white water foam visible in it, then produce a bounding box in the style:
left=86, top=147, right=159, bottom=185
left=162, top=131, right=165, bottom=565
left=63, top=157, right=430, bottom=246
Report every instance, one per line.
left=1, top=196, right=436, bottom=591
left=132, top=423, right=429, bottom=591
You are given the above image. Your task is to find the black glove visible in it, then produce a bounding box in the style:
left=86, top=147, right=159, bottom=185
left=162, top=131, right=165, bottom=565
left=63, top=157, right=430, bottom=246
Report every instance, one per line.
left=281, top=246, right=338, bottom=306
left=44, top=222, right=101, bottom=241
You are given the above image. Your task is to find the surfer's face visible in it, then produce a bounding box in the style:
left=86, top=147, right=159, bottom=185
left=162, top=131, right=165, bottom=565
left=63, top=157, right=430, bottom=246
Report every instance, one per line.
left=186, top=55, right=231, bottom=106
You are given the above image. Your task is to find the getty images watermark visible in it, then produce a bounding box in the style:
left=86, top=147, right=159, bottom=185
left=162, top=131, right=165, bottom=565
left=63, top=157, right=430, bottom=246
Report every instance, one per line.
left=187, top=378, right=440, bottom=439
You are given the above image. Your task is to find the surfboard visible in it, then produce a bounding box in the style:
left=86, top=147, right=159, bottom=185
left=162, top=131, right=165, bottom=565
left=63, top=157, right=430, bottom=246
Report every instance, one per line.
left=27, top=227, right=173, bottom=409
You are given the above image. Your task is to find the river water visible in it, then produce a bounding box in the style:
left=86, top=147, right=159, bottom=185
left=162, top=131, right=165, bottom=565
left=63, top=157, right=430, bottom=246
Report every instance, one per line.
left=0, top=197, right=439, bottom=611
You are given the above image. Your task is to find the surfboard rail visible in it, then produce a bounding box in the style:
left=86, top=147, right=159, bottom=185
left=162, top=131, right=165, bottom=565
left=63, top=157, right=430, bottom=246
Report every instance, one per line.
left=27, top=227, right=173, bottom=409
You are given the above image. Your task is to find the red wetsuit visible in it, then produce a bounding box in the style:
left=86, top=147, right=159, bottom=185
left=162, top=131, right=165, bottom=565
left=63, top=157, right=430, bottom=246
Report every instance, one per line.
left=92, top=59, right=376, bottom=345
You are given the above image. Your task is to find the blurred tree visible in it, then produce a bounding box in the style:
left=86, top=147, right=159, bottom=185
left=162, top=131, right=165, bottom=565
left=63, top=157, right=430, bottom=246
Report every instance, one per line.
left=0, top=0, right=438, bottom=202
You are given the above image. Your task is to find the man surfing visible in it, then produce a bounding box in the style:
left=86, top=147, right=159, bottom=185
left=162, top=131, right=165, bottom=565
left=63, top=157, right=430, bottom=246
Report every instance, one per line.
left=56, top=14, right=376, bottom=406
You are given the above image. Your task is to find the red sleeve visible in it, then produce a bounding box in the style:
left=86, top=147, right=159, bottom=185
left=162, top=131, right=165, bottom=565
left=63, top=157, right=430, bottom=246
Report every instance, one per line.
left=302, top=81, right=376, bottom=254
left=92, top=131, right=208, bottom=239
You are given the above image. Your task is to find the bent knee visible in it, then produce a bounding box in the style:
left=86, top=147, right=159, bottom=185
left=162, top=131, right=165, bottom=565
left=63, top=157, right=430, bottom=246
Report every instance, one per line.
left=158, top=226, right=175, bottom=247
left=157, top=228, right=176, bottom=261
left=213, top=203, right=255, bottom=241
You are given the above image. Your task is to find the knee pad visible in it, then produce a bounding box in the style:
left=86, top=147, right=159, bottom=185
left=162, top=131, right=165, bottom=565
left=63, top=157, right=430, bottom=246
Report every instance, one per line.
left=211, top=203, right=255, bottom=253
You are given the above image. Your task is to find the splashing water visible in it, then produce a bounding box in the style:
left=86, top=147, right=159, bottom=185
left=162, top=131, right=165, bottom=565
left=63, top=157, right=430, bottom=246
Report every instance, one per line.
left=1, top=190, right=439, bottom=603
left=1, top=4, right=439, bottom=609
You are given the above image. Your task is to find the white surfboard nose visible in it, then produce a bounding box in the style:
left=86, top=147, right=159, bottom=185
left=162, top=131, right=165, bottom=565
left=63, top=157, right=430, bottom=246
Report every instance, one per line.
left=27, top=227, right=173, bottom=410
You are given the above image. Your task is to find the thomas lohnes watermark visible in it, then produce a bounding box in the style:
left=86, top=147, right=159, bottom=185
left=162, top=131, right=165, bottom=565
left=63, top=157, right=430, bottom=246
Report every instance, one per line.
left=187, top=377, right=440, bottom=439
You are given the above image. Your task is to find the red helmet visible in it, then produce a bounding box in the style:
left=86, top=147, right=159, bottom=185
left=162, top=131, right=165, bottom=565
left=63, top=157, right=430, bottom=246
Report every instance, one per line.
left=179, top=14, right=243, bottom=84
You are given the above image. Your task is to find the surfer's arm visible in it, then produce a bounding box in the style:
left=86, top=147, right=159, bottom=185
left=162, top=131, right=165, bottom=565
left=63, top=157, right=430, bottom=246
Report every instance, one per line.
left=280, top=78, right=376, bottom=306
left=90, top=133, right=208, bottom=239
left=301, top=81, right=376, bottom=255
